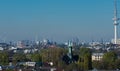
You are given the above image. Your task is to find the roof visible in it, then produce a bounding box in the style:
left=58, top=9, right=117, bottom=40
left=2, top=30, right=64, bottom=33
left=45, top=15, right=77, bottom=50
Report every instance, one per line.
left=92, top=53, right=104, bottom=56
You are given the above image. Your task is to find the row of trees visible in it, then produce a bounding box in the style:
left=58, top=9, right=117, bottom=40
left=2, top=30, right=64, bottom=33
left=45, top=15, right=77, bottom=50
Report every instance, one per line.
left=1, top=47, right=120, bottom=70
left=0, top=47, right=92, bottom=70
left=0, top=47, right=67, bottom=66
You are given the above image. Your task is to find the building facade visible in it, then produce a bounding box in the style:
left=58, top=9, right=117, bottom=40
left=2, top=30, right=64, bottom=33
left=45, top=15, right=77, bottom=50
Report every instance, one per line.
left=92, top=53, right=104, bottom=61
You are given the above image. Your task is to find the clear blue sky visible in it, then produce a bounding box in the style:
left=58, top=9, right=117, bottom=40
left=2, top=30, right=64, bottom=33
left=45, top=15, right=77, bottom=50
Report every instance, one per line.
left=0, top=0, right=120, bottom=42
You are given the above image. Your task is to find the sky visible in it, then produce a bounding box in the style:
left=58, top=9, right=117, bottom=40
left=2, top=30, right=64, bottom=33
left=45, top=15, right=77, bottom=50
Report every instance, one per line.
left=0, top=0, right=120, bottom=43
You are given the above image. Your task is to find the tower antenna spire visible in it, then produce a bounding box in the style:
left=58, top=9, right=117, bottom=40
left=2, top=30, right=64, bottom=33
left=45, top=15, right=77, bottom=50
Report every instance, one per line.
left=113, top=0, right=119, bottom=44
left=114, top=0, right=117, bottom=18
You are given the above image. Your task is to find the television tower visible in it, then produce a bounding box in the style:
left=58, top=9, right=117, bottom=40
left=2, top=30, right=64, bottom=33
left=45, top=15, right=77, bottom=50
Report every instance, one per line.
left=113, top=0, right=119, bottom=44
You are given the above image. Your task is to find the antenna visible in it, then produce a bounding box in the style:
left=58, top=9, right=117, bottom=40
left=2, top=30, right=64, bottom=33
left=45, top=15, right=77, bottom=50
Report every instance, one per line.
left=114, top=0, right=117, bottom=19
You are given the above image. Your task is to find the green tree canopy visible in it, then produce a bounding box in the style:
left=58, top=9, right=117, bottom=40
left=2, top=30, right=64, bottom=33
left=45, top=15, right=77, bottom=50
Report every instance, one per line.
left=102, top=51, right=117, bottom=70
left=0, top=52, right=9, bottom=65
left=13, top=53, right=27, bottom=64
left=103, top=51, right=117, bottom=63
left=77, top=48, right=92, bottom=70
left=31, top=53, right=42, bottom=62
left=40, top=47, right=67, bottom=67
left=79, top=48, right=91, bottom=57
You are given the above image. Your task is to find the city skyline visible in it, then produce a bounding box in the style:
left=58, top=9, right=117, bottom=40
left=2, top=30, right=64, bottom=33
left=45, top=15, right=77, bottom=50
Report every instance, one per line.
left=0, top=0, right=120, bottom=42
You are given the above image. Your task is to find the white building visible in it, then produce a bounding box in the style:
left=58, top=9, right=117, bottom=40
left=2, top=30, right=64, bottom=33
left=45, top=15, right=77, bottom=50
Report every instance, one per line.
left=0, top=47, right=4, bottom=51
left=9, top=47, right=17, bottom=50
left=25, top=62, right=36, bottom=67
left=111, top=39, right=120, bottom=44
left=92, top=53, right=104, bottom=61
left=0, top=65, right=2, bottom=70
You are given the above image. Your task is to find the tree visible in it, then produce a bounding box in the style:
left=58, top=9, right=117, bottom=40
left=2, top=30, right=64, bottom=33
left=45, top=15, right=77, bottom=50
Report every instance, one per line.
left=40, top=47, right=67, bottom=67
left=64, top=63, right=78, bottom=71
left=31, top=53, right=42, bottom=62
left=77, top=48, right=92, bottom=70
left=92, top=61, right=107, bottom=70
left=0, top=52, right=9, bottom=65
left=13, top=53, right=27, bottom=64
left=102, top=51, right=117, bottom=70
left=115, top=59, right=120, bottom=69
left=83, top=53, right=92, bottom=70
